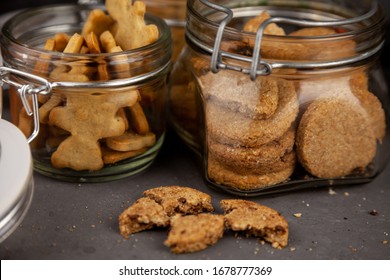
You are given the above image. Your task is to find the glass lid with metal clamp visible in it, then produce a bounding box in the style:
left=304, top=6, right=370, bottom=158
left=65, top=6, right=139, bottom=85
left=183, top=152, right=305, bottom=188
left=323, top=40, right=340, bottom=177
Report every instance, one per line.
left=169, top=0, right=389, bottom=195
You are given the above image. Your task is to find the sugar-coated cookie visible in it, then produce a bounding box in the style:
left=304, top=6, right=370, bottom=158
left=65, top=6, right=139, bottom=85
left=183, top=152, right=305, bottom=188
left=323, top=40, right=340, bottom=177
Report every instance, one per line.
left=296, top=98, right=376, bottom=178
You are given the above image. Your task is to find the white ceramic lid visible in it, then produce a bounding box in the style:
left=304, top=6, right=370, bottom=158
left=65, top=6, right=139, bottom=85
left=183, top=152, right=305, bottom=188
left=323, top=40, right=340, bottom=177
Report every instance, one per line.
left=0, top=119, right=33, bottom=241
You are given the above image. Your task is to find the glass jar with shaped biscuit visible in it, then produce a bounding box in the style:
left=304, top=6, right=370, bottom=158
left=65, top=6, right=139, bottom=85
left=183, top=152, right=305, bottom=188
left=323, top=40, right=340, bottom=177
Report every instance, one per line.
left=144, top=0, right=186, bottom=62
left=0, top=0, right=172, bottom=182
left=169, top=0, right=389, bottom=195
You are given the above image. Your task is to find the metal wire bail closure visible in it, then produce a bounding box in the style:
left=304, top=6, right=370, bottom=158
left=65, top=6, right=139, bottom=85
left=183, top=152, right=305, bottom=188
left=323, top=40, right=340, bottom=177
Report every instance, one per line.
left=0, top=66, right=52, bottom=143
left=195, top=0, right=381, bottom=80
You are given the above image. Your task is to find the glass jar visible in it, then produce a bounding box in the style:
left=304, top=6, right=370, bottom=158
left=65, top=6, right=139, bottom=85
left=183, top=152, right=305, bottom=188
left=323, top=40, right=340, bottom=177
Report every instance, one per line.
left=0, top=4, right=172, bottom=182
left=144, top=0, right=186, bottom=62
left=169, top=0, right=389, bottom=195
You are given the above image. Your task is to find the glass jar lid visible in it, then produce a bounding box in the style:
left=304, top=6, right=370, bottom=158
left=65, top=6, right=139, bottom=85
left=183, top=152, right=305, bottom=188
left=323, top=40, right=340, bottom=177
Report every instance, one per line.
left=0, top=119, right=34, bottom=243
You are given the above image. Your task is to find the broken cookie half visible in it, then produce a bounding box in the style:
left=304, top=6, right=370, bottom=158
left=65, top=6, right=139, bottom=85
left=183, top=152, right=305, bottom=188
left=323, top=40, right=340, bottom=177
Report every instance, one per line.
left=164, top=213, right=225, bottom=254
left=119, top=197, right=169, bottom=238
left=221, top=199, right=289, bottom=249
left=119, top=186, right=214, bottom=238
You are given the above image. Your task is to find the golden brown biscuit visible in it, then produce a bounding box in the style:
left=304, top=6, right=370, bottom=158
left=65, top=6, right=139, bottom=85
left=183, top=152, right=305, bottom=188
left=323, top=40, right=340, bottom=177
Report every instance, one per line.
left=199, top=71, right=279, bottom=120
left=242, top=11, right=285, bottom=36
left=81, top=9, right=114, bottom=38
left=164, top=213, right=224, bottom=254
left=350, top=71, right=386, bottom=141
left=119, top=197, right=170, bottom=238
left=289, top=27, right=337, bottom=37
left=296, top=98, right=377, bottom=178
left=207, top=155, right=294, bottom=190
left=288, top=27, right=356, bottom=60
left=220, top=199, right=288, bottom=249
left=101, top=146, right=147, bottom=164
left=143, top=186, right=214, bottom=216
left=208, top=125, right=295, bottom=172
left=49, top=91, right=138, bottom=171
left=210, top=146, right=296, bottom=175
left=206, top=78, right=298, bottom=147
left=128, top=102, right=150, bottom=135
left=106, top=131, right=156, bottom=152
left=106, top=0, right=159, bottom=50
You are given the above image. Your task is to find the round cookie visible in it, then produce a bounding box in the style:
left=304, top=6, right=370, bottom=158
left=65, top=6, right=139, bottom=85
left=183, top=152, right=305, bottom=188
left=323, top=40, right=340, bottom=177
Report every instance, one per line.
left=199, top=71, right=279, bottom=120
left=288, top=27, right=356, bottom=60
left=206, top=78, right=298, bottom=147
left=349, top=71, right=386, bottom=141
left=296, top=98, right=377, bottom=178
left=208, top=126, right=296, bottom=173
left=207, top=155, right=294, bottom=190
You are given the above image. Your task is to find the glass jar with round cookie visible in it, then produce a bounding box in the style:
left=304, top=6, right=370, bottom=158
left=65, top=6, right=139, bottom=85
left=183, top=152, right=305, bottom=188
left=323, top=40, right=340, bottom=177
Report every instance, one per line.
left=0, top=0, right=172, bottom=182
left=169, top=0, right=389, bottom=195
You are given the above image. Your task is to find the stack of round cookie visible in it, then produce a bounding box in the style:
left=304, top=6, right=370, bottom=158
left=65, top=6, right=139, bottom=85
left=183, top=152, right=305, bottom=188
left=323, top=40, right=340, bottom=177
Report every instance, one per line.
left=199, top=70, right=299, bottom=190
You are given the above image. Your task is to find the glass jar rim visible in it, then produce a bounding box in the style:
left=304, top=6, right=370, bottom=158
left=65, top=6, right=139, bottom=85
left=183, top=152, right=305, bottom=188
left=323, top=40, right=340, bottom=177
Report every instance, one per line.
left=185, top=0, right=386, bottom=79
left=1, top=4, right=171, bottom=60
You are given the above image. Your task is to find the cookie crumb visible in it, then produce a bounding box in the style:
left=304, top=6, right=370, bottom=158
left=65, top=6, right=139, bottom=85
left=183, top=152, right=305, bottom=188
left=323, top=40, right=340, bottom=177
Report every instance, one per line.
left=293, top=213, right=302, bottom=218
left=369, top=209, right=379, bottom=216
left=344, top=192, right=350, bottom=196
left=289, top=247, right=296, bottom=252
left=382, top=240, right=388, bottom=245
left=328, top=188, right=337, bottom=195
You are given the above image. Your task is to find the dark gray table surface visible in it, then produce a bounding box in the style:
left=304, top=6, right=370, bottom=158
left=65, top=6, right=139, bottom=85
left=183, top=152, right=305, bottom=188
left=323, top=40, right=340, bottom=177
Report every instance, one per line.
left=0, top=127, right=389, bottom=260
left=1, top=0, right=390, bottom=261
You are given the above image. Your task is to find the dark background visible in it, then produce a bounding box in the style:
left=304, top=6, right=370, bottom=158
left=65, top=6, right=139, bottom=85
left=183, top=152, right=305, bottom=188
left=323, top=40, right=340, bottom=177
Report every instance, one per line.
left=0, top=0, right=388, bottom=72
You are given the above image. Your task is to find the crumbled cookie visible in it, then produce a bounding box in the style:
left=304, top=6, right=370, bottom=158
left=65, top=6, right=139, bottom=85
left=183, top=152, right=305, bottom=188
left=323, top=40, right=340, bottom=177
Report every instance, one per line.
left=119, top=197, right=170, bottom=238
left=143, top=186, right=214, bottom=216
left=296, top=98, right=376, bottom=178
left=208, top=155, right=295, bottom=190
left=206, top=78, right=298, bottom=147
left=220, top=199, right=288, bottom=249
left=164, top=213, right=224, bottom=254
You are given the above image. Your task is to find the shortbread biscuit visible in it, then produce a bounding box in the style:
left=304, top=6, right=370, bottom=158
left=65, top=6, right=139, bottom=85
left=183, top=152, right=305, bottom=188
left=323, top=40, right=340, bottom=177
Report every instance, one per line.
left=220, top=199, right=288, bottom=249
left=296, top=98, right=376, bottom=178
left=101, top=146, right=147, bottom=164
left=350, top=71, right=386, bottom=141
left=208, top=125, right=295, bottom=172
left=210, top=146, right=296, bottom=175
left=243, top=11, right=286, bottom=36
left=208, top=155, right=294, bottom=190
left=289, top=27, right=338, bottom=37
left=164, top=213, right=224, bottom=254
left=143, top=186, right=214, bottom=216
left=106, top=131, right=155, bottom=152
left=199, top=71, right=279, bottom=120
left=49, top=91, right=138, bottom=170
left=119, top=197, right=170, bottom=238
left=289, top=27, right=356, bottom=60
left=206, top=79, right=298, bottom=147
left=106, top=0, right=159, bottom=50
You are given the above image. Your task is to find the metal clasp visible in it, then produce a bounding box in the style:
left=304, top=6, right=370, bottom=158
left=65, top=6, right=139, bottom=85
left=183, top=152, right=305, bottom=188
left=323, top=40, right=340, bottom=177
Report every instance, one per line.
left=0, top=66, right=52, bottom=143
left=196, top=0, right=379, bottom=80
